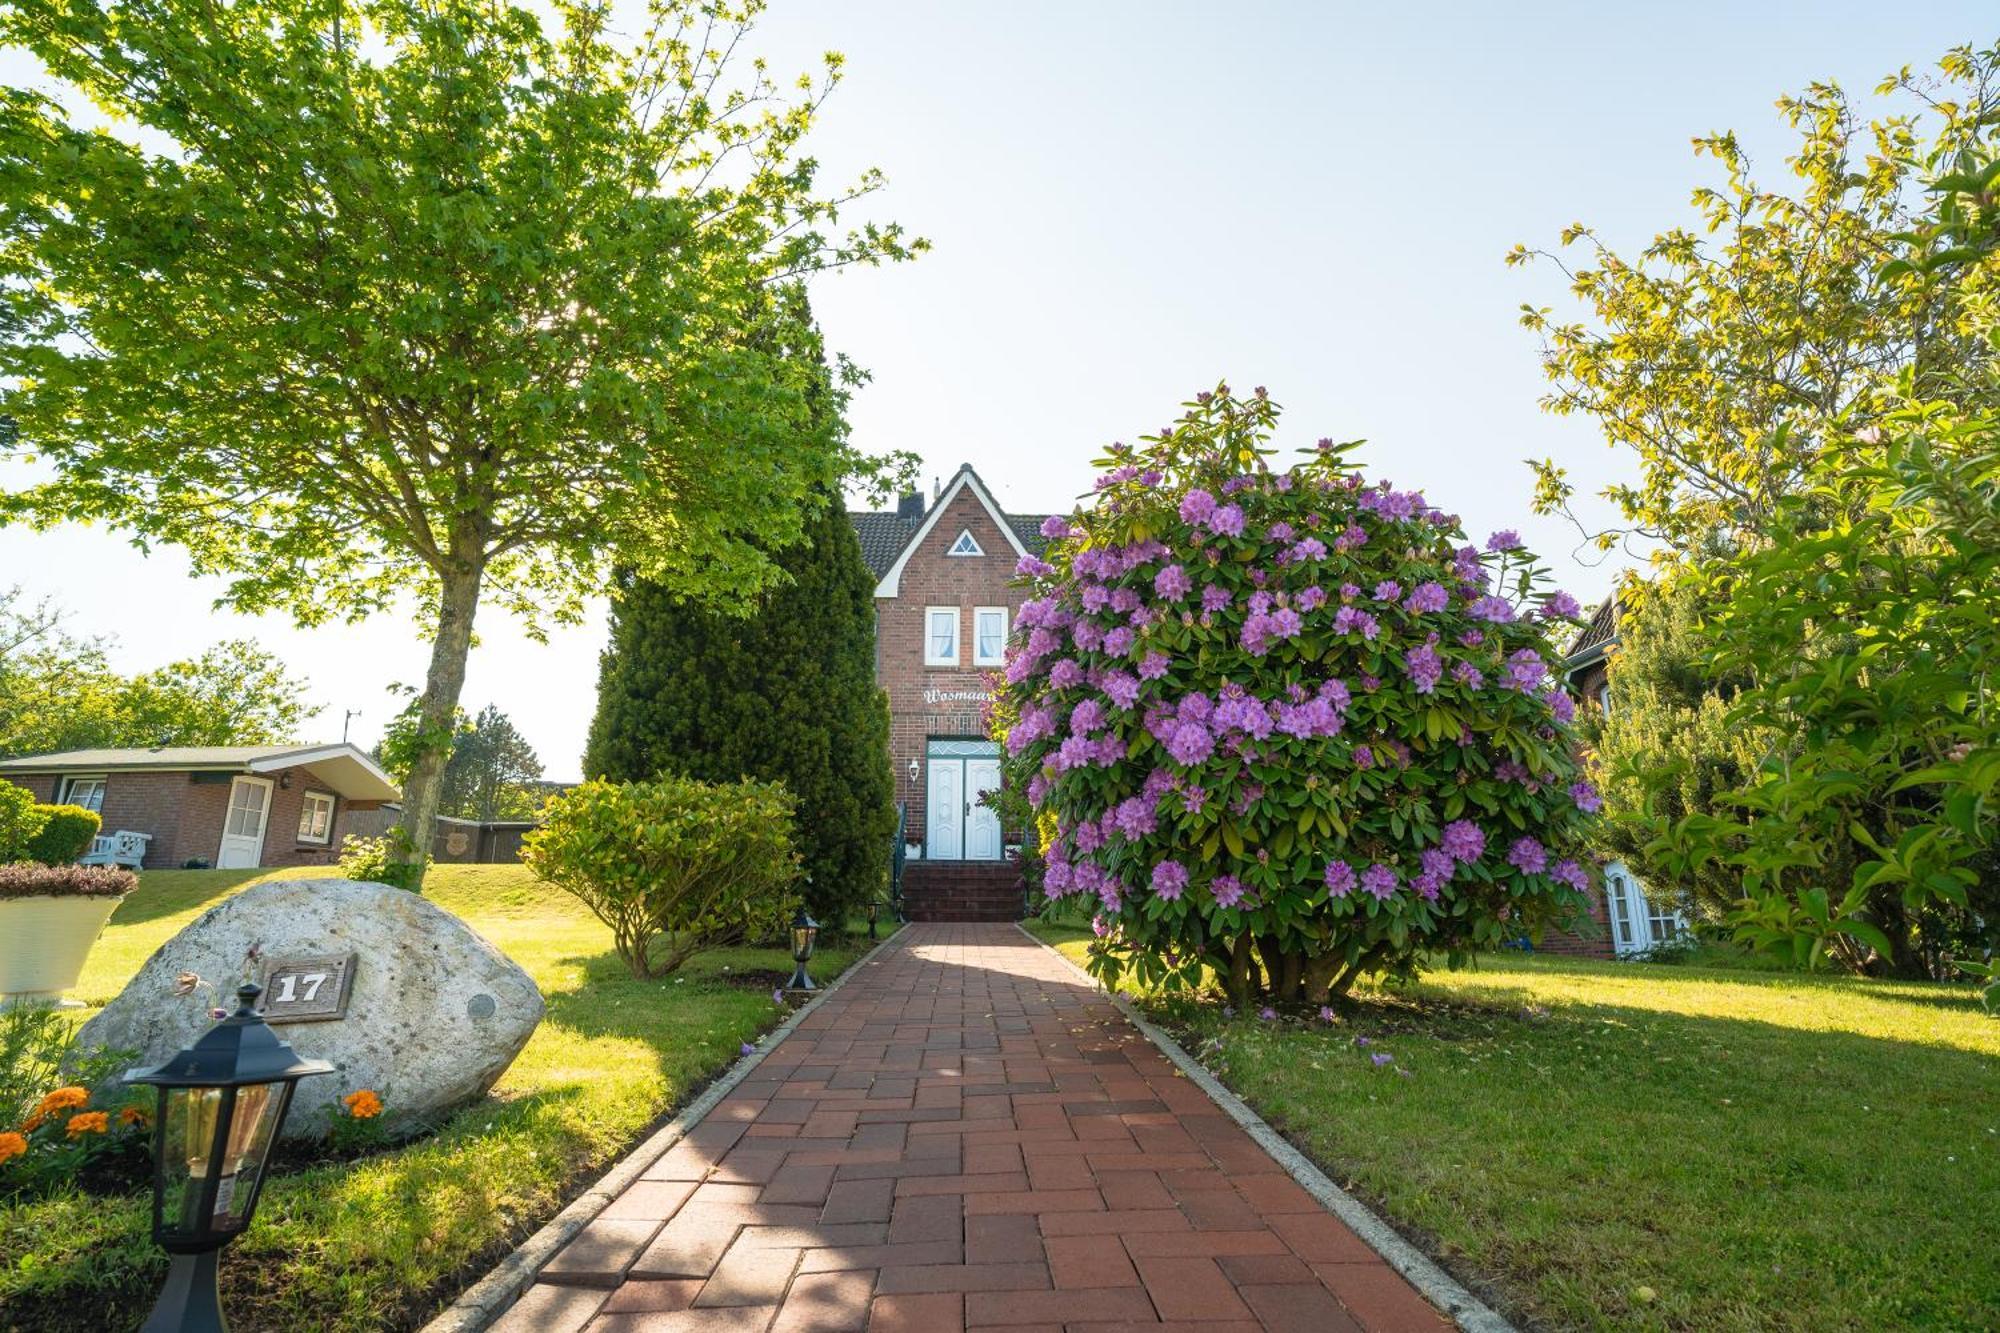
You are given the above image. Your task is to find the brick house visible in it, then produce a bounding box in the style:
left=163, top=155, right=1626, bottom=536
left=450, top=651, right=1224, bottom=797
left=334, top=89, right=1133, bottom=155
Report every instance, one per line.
left=0, top=743, right=399, bottom=871
left=850, top=464, right=1050, bottom=870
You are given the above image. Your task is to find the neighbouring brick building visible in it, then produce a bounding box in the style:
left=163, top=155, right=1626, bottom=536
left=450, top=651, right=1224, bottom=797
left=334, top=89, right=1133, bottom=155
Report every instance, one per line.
left=1549, top=594, right=1690, bottom=959
left=0, top=743, right=399, bottom=871
left=850, top=464, right=1050, bottom=873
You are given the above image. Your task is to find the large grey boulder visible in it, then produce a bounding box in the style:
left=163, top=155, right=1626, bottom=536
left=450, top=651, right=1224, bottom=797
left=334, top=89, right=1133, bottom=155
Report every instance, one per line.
left=78, top=879, right=544, bottom=1139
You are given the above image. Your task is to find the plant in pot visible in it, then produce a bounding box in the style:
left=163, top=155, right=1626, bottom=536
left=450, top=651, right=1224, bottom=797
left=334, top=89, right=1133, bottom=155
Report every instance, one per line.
left=0, top=864, right=137, bottom=1007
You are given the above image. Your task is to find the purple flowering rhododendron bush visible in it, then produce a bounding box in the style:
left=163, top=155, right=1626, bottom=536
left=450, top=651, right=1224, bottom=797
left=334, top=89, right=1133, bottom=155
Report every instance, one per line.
left=995, top=385, right=1600, bottom=1005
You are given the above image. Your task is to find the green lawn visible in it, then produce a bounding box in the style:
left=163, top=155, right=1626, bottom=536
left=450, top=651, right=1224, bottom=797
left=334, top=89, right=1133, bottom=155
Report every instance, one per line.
left=2, top=865, right=883, bottom=1332
left=1027, top=921, right=1999, bottom=1332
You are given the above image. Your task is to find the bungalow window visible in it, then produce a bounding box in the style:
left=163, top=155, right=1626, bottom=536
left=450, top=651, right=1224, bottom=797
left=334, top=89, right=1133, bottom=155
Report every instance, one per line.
left=973, top=606, right=1009, bottom=666
left=59, top=776, right=107, bottom=813
left=297, top=791, right=336, bottom=844
left=925, top=607, right=960, bottom=666
left=946, top=529, right=983, bottom=557
left=1598, top=683, right=1613, bottom=717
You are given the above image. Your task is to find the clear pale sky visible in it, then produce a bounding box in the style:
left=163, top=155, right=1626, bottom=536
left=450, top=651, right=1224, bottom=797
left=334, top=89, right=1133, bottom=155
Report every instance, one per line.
left=1, top=3, right=1990, bottom=780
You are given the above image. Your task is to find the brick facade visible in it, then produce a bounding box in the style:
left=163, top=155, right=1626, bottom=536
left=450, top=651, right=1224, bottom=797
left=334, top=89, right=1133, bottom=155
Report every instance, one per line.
left=2, top=761, right=390, bottom=870
left=869, top=481, right=1041, bottom=855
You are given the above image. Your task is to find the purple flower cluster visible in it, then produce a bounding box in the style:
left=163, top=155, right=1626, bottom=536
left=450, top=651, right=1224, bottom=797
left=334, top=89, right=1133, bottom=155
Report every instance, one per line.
left=1152, top=860, right=1189, bottom=900
left=1440, top=820, right=1486, bottom=862
left=1507, top=836, right=1548, bottom=874
left=1503, top=648, right=1548, bottom=694
left=1404, top=581, right=1450, bottom=614
left=1405, top=642, right=1443, bottom=695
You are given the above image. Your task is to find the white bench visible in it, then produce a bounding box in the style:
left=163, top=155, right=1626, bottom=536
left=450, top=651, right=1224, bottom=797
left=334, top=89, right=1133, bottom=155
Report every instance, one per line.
left=80, top=830, right=151, bottom=870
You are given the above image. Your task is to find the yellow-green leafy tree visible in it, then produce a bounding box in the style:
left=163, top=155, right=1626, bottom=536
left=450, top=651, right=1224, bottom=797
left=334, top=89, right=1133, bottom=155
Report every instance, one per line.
left=0, top=1, right=922, bottom=886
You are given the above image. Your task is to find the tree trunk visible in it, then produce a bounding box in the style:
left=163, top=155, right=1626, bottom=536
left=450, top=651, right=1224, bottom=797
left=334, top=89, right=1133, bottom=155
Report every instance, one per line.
left=392, top=557, right=485, bottom=890
left=1303, top=953, right=1341, bottom=1006
left=1226, top=933, right=1255, bottom=1010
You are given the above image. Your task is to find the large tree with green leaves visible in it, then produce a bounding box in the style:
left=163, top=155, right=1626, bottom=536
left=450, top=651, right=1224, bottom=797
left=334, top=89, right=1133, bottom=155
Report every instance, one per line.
left=1583, top=578, right=1770, bottom=920
left=1510, top=44, right=2000, bottom=557
left=0, top=0, right=919, bottom=885
left=0, top=590, right=315, bottom=756
left=585, top=470, right=895, bottom=925
left=439, top=705, right=546, bottom=822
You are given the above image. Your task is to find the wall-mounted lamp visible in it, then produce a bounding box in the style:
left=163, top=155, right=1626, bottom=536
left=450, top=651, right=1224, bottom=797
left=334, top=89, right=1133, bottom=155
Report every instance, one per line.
left=907, top=759, right=920, bottom=784
left=278, top=773, right=292, bottom=791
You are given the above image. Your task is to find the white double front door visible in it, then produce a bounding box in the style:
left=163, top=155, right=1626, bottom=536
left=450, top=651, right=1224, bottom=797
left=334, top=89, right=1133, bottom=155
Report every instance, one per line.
left=926, top=744, right=1001, bottom=861
left=217, top=776, right=274, bottom=869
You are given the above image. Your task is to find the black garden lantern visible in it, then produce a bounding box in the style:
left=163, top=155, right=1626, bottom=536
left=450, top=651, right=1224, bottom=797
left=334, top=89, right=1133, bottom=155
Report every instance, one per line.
left=788, top=907, right=820, bottom=991
left=125, top=982, right=333, bottom=1332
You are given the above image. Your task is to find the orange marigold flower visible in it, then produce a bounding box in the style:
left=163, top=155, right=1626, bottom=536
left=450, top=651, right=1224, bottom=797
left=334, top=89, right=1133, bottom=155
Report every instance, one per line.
left=65, top=1111, right=109, bottom=1138
left=343, top=1089, right=383, bottom=1120
left=0, top=1131, right=26, bottom=1164
left=118, top=1106, right=150, bottom=1128
left=21, top=1113, right=45, bottom=1133
left=35, top=1086, right=89, bottom=1115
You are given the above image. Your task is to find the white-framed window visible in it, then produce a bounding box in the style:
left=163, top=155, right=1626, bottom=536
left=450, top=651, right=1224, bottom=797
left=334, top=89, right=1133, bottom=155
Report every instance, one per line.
left=1598, top=683, right=1613, bottom=717
left=297, top=791, right=336, bottom=844
left=59, top=776, right=107, bottom=813
left=924, top=606, right=960, bottom=666
left=973, top=606, right=1009, bottom=666
left=946, top=528, right=983, bottom=557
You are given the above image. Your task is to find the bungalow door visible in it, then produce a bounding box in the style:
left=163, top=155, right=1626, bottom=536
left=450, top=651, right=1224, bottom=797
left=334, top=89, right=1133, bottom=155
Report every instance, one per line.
left=217, top=776, right=275, bottom=869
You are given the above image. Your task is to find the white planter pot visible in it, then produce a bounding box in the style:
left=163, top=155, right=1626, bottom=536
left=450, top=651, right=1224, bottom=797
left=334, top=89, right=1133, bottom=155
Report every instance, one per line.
left=0, top=895, right=123, bottom=1005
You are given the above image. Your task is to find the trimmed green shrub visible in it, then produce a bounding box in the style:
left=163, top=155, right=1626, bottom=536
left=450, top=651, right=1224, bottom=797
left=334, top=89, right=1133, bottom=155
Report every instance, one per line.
left=0, top=784, right=46, bottom=864
left=335, top=832, right=426, bottom=890
left=0, top=864, right=133, bottom=899
left=585, top=485, right=896, bottom=925
left=523, top=776, right=800, bottom=979
left=23, top=805, right=100, bottom=866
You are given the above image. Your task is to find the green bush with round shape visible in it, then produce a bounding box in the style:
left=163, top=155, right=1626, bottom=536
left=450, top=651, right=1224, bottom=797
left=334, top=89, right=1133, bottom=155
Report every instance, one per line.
left=523, top=776, right=800, bottom=979
left=0, top=784, right=47, bottom=864
left=995, top=386, right=1598, bottom=1005
left=23, top=805, right=100, bottom=867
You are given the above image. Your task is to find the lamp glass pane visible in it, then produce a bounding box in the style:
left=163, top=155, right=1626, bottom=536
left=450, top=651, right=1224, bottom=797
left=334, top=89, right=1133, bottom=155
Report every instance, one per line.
left=212, top=1081, right=286, bottom=1233
left=161, top=1086, right=223, bottom=1241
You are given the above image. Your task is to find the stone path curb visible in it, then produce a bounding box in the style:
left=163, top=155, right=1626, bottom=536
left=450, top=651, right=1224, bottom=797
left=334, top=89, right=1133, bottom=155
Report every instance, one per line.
left=419, top=928, right=901, bottom=1333
left=1016, top=921, right=1516, bottom=1333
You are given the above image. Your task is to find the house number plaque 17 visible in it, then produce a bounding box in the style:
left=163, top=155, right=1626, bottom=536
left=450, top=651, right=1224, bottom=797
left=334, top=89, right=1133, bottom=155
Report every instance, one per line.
left=257, top=953, right=358, bottom=1024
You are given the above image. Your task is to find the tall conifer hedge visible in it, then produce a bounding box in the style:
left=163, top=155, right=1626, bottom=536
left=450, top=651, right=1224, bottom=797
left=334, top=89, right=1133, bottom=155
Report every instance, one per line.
left=585, top=489, right=896, bottom=923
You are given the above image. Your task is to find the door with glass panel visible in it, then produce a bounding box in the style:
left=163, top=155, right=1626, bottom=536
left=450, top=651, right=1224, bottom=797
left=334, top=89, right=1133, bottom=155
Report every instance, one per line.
left=924, top=740, right=1004, bottom=860
left=216, top=777, right=274, bottom=869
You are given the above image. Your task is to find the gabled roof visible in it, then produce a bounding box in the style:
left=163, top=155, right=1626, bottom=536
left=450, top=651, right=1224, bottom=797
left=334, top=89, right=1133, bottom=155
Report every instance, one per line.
left=847, top=464, right=1053, bottom=592
left=0, top=743, right=400, bottom=802
left=1563, top=597, right=1620, bottom=668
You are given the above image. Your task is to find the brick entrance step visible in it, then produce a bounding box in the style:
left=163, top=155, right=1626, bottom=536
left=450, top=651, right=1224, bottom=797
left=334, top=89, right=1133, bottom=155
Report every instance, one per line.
left=901, top=862, right=1024, bottom=923
left=496, top=923, right=1451, bottom=1332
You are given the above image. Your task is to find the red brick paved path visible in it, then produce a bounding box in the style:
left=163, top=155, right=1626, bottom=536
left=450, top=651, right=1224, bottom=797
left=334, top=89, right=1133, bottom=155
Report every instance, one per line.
left=497, top=923, right=1449, bottom=1332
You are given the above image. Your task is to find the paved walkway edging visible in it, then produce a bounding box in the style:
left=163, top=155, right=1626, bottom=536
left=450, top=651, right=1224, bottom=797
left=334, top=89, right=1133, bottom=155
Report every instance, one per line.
left=1017, top=921, right=1516, bottom=1333
left=419, top=927, right=904, bottom=1333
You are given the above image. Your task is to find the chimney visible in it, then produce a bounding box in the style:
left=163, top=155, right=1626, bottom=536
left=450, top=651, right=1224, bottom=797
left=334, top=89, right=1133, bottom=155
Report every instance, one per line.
left=932, top=476, right=943, bottom=502
left=896, top=489, right=924, bottom=520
